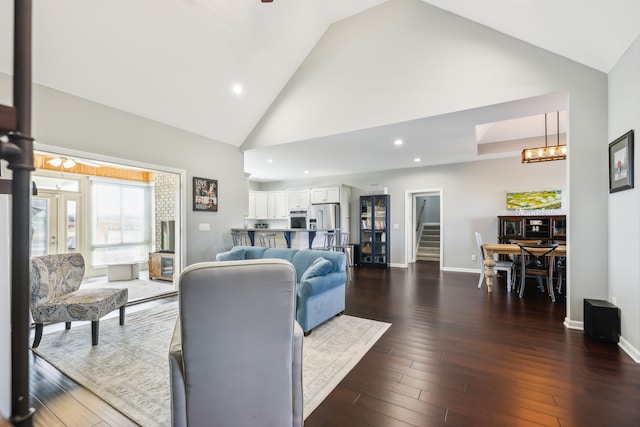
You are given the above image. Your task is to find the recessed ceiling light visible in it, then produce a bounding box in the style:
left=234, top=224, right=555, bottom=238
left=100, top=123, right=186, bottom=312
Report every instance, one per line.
left=414, top=157, right=421, bottom=162
left=394, top=139, right=403, bottom=146
left=267, top=159, right=273, bottom=163
left=232, top=83, right=243, bottom=94
left=304, top=170, right=309, bottom=174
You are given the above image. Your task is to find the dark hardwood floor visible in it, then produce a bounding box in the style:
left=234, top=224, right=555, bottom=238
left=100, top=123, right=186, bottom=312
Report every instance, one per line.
left=28, top=262, right=640, bottom=426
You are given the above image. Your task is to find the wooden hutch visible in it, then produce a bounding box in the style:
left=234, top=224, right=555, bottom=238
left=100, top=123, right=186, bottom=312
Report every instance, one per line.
left=498, top=215, right=566, bottom=244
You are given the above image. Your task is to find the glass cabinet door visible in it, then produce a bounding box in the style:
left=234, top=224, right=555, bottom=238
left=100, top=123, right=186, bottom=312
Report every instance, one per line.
left=359, top=195, right=389, bottom=267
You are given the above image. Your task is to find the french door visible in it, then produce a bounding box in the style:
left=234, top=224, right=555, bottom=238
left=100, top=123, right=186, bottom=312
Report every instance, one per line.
left=31, top=191, right=81, bottom=256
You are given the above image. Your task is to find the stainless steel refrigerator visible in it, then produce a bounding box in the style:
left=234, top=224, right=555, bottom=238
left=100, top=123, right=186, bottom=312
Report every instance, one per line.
left=310, top=203, right=340, bottom=230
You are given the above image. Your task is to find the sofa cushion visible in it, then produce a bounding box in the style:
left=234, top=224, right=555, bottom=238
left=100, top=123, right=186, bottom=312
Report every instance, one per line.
left=263, top=248, right=298, bottom=263
left=216, top=247, right=246, bottom=261
left=291, top=250, right=345, bottom=282
left=300, top=257, right=333, bottom=283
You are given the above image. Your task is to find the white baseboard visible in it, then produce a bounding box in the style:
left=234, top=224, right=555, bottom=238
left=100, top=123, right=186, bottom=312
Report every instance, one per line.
left=563, top=318, right=640, bottom=363
left=390, top=262, right=408, bottom=268
left=442, top=267, right=480, bottom=274
left=618, top=336, right=640, bottom=363
left=563, top=318, right=583, bottom=330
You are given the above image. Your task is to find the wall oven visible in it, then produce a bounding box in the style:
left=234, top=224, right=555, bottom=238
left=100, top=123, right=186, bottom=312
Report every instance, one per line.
left=289, top=209, right=308, bottom=229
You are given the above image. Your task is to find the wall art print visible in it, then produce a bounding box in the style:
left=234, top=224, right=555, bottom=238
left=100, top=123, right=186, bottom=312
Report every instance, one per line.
left=609, top=130, right=634, bottom=193
left=506, top=190, right=562, bottom=210
left=193, top=177, right=218, bottom=212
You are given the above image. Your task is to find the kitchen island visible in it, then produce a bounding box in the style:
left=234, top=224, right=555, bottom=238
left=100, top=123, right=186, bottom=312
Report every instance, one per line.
left=230, top=228, right=336, bottom=249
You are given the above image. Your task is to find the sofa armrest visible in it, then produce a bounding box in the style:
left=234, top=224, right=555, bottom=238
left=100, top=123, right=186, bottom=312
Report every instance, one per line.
left=168, top=319, right=187, bottom=427
left=297, top=271, right=347, bottom=298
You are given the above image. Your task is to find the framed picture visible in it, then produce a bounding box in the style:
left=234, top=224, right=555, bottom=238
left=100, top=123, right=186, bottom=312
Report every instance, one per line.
left=609, top=130, right=634, bottom=193
left=193, top=177, right=218, bottom=211
left=506, top=190, right=562, bottom=210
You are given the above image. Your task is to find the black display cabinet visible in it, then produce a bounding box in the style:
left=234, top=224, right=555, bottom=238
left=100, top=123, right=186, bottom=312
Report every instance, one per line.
left=359, top=194, right=390, bottom=267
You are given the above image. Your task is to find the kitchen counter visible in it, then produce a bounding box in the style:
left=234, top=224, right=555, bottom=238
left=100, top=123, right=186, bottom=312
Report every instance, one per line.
left=231, top=228, right=337, bottom=249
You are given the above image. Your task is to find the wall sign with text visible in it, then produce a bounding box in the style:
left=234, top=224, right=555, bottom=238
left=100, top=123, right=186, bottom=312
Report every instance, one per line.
left=193, top=177, right=218, bottom=212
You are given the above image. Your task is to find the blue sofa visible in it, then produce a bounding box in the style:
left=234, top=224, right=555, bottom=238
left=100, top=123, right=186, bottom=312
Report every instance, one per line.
left=216, top=246, right=347, bottom=334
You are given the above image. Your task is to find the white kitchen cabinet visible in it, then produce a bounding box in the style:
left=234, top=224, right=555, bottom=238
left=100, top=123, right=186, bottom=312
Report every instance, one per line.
left=288, top=189, right=310, bottom=210
left=248, top=191, right=268, bottom=219
left=310, top=187, right=340, bottom=204
left=268, top=191, right=288, bottom=219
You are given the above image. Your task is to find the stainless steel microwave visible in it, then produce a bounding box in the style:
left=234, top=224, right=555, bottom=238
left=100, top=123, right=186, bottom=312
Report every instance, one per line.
left=289, top=210, right=308, bottom=229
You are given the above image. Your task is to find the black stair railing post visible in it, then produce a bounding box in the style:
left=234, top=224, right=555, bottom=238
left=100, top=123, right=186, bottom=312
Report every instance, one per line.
left=8, top=0, right=36, bottom=426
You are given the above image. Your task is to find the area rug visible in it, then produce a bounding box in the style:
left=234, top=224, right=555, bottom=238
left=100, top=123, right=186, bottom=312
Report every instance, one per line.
left=81, top=278, right=177, bottom=304
left=32, top=301, right=390, bottom=426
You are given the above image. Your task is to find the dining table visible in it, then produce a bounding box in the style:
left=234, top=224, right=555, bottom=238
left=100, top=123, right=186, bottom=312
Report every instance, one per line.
left=482, top=243, right=567, bottom=294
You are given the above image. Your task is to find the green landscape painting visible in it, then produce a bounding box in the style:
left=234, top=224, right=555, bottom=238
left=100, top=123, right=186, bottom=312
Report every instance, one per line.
left=506, top=190, right=562, bottom=210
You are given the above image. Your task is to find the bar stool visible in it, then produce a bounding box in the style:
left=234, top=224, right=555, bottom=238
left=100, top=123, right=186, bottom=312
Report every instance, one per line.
left=258, top=232, right=277, bottom=248
left=333, top=232, right=353, bottom=280
left=320, top=230, right=336, bottom=250
left=230, top=230, right=249, bottom=247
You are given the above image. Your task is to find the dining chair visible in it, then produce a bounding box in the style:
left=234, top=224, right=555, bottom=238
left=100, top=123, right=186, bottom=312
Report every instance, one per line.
left=475, top=232, right=514, bottom=292
left=508, top=239, right=541, bottom=288
left=517, top=243, right=559, bottom=302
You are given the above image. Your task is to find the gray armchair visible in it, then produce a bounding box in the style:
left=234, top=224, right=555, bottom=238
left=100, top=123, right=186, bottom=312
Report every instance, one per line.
left=169, top=259, right=303, bottom=427
left=30, top=252, right=128, bottom=347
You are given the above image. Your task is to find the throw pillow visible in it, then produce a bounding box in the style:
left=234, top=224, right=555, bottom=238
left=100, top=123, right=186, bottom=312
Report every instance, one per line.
left=216, top=247, right=245, bottom=261
left=300, top=257, right=333, bottom=282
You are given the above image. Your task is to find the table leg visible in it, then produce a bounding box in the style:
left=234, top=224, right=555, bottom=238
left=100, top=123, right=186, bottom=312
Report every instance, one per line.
left=484, top=249, right=495, bottom=293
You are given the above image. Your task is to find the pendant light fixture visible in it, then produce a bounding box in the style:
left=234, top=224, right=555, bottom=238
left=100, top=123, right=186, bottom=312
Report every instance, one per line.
left=522, top=111, right=567, bottom=163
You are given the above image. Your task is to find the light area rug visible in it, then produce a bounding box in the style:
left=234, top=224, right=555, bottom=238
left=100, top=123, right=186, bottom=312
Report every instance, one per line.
left=32, top=301, right=390, bottom=426
left=81, top=278, right=177, bottom=304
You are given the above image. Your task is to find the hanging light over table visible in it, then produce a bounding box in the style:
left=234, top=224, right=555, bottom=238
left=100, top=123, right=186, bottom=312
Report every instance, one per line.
left=522, top=111, right=567, bottom=163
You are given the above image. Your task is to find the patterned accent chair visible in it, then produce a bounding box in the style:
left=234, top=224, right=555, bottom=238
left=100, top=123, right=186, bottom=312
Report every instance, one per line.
left=30, top=253, right=128, bottom=347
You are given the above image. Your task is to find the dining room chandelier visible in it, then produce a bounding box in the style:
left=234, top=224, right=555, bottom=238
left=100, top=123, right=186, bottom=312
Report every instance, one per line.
left=522, top=111, right=567, bottom=163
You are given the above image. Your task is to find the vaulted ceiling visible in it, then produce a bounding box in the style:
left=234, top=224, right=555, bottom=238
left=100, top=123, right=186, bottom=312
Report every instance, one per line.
left=1, top=0, right=639, bottom=181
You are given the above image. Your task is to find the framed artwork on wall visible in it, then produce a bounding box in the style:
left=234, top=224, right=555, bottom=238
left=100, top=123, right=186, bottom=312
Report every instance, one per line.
left=193, top=177, right=218, bottom=211
left=609, top=130, right=634, bottom=193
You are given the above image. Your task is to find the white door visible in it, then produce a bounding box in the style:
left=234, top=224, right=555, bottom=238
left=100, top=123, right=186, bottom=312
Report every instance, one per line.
left=31, top=191, right=81, bottom=256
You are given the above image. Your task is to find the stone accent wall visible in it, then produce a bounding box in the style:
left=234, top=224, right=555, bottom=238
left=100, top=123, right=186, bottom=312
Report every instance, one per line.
left=154, top=172, right=178, bottom=251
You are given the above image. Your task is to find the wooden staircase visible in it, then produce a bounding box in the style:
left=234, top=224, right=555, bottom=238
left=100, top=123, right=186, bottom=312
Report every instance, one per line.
left=416, top=224, right=440, bottom=262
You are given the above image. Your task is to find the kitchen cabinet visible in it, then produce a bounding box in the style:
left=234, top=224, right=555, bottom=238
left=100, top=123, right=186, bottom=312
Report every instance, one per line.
left=248, top=191, right=268, bottom=219
left=359, top=194, right=389, bottom=267
left=311, top=186, right=340, bottom=204
left=288, top=189, right=310, bottom=209
left=268, top=191, right=288, bottom=219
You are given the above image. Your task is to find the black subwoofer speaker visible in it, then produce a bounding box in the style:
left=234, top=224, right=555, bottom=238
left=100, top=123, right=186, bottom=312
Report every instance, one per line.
left=584, top=299, right=620, bottom=343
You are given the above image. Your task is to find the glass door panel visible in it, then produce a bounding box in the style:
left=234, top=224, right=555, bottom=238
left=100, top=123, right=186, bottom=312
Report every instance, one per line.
left=31, top=197, right=52, bottom=256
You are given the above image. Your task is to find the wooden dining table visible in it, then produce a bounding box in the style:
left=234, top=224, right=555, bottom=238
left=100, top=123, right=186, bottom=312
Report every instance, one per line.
left=482, top=243, right=567, bottom=293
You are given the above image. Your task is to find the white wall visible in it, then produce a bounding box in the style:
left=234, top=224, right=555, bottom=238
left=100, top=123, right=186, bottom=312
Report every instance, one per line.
left=18, top=79, right=247, bottom=265
left=608, top=34, right=640, bottom=359
left=0, top=195, right=10, bottom=418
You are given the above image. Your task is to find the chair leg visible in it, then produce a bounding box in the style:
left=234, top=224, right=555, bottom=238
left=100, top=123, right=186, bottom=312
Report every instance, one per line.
left=519, top=273, right=525, bottom=298
left=32, top=323, right=43, bottom=348
left=547, top=273, right=556, bottom=303
left=65, top=322, right=71, bottom=330
left=91, top=320, right=99, bottom=346
left=119, top=305, right=126, bottom=325
left=506, top=269, right=512, bottom=292
left=477, top=270, right=485, bottom=288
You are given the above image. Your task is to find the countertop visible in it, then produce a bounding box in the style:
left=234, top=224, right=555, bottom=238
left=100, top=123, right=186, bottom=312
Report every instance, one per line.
left=231, top=228, right=335, bottom=232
